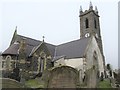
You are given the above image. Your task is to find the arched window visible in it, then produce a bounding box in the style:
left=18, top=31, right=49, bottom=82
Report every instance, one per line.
left=5, top=55, right=11, bottom=70
left=94, top=19, right=97, bottom=29
left=85, top=18, right=89, bottom=28
left=2, top=61, right=4, bottom=68
left=40, top=57, right=44, bottom=73
left=37, top=51, right=46, bottom=73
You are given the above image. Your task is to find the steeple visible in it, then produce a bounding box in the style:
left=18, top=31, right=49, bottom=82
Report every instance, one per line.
left=89, top=1, right=93, bottom=10
left=79, top=2, right=104, bottom=56
left=79, top=2, right=100, bottom=39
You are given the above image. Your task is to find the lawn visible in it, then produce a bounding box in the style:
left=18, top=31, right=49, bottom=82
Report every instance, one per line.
left=98, top=79, right=112, bottom=88
left=25, top=79, right=44, bottom=88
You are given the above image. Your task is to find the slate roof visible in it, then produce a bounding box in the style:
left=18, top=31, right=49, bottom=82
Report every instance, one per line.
left=2, top=35, right=56, bottom=57
left=55, top=37, right=90, bottom=59
left=52, top=55, right=66, bottom=62
left=2, top=43, right=19, bottom=55
left=2, top=34, right=90, bottom=59
left=16, top=35, right=41, bottom=46
left=17, top=35, right=56, bottom=57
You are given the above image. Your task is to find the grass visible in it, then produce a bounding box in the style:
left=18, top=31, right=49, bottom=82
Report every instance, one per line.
left=25, top=79, right=44, bottom=88
left=98, top=79, right=112, bottom=88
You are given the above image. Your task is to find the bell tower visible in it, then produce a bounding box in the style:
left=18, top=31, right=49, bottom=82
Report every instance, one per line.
left=79, top=2, right=104, bottom=55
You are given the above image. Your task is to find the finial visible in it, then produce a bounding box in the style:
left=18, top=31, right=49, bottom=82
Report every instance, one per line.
left=42, top=36, right=45, bottom=42
left=15, top=26, right=17, bottom=30
left=14, top=26, right=17, bottom=35
left=89, top=1, right=93, bottom=10
left=95, top=6, right=98, bottom=13
left=79, top=5, right=83, bottom=14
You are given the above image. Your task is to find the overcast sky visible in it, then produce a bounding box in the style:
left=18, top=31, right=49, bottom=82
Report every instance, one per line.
left=0, top=0, right=118, bottom=69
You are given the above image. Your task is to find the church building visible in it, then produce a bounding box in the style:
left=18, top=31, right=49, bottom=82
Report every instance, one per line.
left=1, top=2, right=105, bottom=87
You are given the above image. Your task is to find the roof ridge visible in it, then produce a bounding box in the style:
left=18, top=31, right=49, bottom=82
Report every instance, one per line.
left=17, top=34, right=41, bottom=42
left=57, top=37, right=89, bottom=46
left=17, top=34, right=56, bottom=46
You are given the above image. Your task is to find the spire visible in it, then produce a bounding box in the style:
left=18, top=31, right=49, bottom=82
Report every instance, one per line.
left=95, top=6, right=98, bottom=13
left=79, top=5, right=83, bottom=14
left=89, top=1, right=93, bottom=10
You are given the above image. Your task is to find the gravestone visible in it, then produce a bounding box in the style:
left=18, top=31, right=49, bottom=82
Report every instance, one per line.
left=47, top=66, right=80, bottom=88
left=1, top=78, right=25, bottom=88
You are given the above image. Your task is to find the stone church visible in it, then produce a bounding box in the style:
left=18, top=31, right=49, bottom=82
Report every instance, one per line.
left=1, top=2, right=105, bottom=88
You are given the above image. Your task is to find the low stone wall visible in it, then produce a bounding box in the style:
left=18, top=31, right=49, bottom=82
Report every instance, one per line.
left=0, top=78, right=24, bottom=88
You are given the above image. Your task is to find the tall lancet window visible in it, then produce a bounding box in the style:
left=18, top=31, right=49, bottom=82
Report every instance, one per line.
left=94, top=19, right=97, bottom=29
left=85, top=18, right=89, bottom=28
left=5, top=55, right=11, bottom=70
left=38, top=51, right=46, bottom=73
left=37, top=57, right=44, bottom=73
left=40, top=57, right=44, bottom=73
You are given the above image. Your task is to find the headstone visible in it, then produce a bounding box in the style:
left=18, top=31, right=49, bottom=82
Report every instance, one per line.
left=47, top=66, right=79, bottom=88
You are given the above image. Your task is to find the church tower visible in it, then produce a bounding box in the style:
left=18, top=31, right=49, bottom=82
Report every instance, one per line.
left=79, top=2, right=104, bottom=55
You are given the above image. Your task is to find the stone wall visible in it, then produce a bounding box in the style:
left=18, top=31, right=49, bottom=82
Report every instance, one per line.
left=85, top=36, right=104, bottom=75
left=47, top=66, right=80, bottom=88
left=65, top=58, right=84, bottom=71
